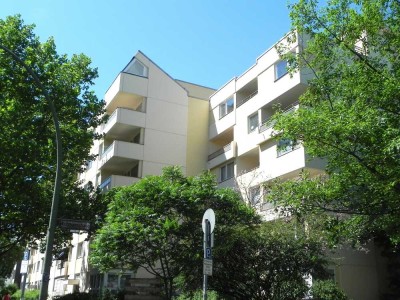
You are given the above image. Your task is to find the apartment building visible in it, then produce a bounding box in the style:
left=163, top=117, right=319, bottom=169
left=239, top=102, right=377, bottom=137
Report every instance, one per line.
left=20, top=34, right=386, bottom=300
left=206, top=32, right=386, bottom=300
left=82, top=50, right=215, bottom=191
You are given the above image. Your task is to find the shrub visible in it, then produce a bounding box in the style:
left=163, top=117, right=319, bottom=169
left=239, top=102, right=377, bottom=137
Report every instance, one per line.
left=11, top=289, right=39, bottom=300
left=1, top=284, right=18, bottom=296
left=53, top=292, right=97, bottom=300
left=175, top=290, right=218, bottom=300
left=311, top=280, right=348, bottom=300
left=53, top=290, right=124, bottom=300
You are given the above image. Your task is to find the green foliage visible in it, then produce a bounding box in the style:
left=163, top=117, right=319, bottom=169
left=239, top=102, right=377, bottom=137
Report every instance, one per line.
left=90, top=166, right=260, bottom=300
left=52, top=290, right=124, bottom=300
left=0, top=245, right=24, bottom=277
left=175, top=290, right=218, bottom=300
left=311, top=280, right=348, bottom=300
left=91, top=167, right=331, bottom=299
left=0, top=14, right=106, bottom=265
left=270, top=0, right=400, bottom=247
left=11, top=289, right=39, bottom=300
left=1, top=284, right=18, bottom=296
left=179, top=220, right=331, bottom=300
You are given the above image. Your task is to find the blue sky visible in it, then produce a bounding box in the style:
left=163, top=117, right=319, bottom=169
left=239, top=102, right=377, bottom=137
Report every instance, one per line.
left=1, top=1, right=293, bottom=98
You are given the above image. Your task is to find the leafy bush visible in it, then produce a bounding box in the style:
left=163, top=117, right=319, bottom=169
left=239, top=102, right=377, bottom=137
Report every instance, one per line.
left=2, top=284, right=18, bottom=296
left=53, top=292, right=97, bottom=300
left=311, top=280, right=348, bottom=300
left=175, top=290, right=218, bottom=300
left=53, top=290, right=124, bottom=300
left=11, top=289, right=39, bottom=300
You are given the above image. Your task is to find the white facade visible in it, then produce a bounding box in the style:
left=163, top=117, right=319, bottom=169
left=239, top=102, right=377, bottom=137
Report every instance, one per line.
left=20, top=34, right=385, bottom=300
left=206, top=32, right=385, bottom=300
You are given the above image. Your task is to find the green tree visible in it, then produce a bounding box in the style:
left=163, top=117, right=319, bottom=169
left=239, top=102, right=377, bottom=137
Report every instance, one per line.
left=90, top=167, right=260, bottom=300
left=0, top=15, right=106, bottom=266
left=181, top=220, right=334, bottom=300
left=269, top=0, right=400, bottom=246
left=91, top=167, right=336, bottom=299
left=310, top=280, right=348, bottom=300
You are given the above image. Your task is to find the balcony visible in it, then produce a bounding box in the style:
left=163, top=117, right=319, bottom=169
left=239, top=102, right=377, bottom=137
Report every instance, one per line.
left=101, top=107, right=145, bottom=139
left=256, top=102, right=298, bottom=145
left=105, top=72, right=148, bottom=113
left=236, top=78, right=258, bottom=108
left=207, top=141, right=237, bottom=169
left=236, top=90, right=258, bottom=108
left=209, top=111, right=235, bottom=141
left=98, top=141, right=144, bottom=171
left=99, top=175, right=140, bottom=192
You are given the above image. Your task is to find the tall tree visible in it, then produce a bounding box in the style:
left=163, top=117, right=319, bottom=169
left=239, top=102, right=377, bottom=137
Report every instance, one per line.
left=269, top=0, right=400, bottom=245
left=91, top=167, right=338, bottom=299
left=0, top=15, right=105, bottom=265
left=90, top=167, right=260, bottom=299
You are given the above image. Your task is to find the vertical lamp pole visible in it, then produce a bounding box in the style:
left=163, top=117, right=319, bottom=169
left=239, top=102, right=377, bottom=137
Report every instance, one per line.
left=0, top=42, right=63, bottom=300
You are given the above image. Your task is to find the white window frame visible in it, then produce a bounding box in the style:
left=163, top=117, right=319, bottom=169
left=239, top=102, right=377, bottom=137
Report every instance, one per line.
left=219, top=97, right=234, bottom=119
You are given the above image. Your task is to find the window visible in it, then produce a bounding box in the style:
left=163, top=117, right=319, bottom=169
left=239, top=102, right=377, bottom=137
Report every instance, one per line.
left=68, top=248, right=73, bottom=262
left=219, top=97, right=234, bottom=119
left=124, top=58, right=148, bottom=77
left=220, top=162, right=234, bottom=182
left=107, top=274, right=119, bottom=289
left=126, top=164, right=139, bottom=177
left=249, top=186, right=262, bottom=205
left=98, top=143, right=103, bottom=156
left=120, top=274, right=132, bottom=289
left=248, top=113, right=259, bottom=133
left=90, top=274, right=103, bottom=290
left=275, top=60, right=288, bottom=80
left=277, top=139, right=299, bottom=157
left=96, top=174, right=101, bottom=187
left=85, top=160, right=93, bottom=170
left=83, top=182, right=91, bottom=191
left=76, top=242, right=83, bottom=258
left=132, top=132, right=141, bottom=144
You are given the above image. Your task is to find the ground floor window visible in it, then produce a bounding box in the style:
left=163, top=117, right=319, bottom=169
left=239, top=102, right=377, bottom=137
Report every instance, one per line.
left=220, top=162, right=234, bottom=182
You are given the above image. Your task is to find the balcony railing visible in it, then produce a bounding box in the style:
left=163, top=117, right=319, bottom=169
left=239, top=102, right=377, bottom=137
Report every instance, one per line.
left=259, top=102, right=298, bottom=133
left=208, top=143, right=232, bottom=161
left=259, top=119, right=275, bottom=133
left=99, top=176, right=112, bottom=192
left=102, top=144, right=113, bottom=158
left=236, top=90, right=258, bottom=108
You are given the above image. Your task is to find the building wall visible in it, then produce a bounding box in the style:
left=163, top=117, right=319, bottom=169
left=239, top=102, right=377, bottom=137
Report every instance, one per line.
left=186, top=96, right=210, bottom=175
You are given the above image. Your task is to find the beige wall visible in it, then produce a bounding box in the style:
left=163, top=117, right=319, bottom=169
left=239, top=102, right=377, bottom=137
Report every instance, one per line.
left=186, top=97, right=209, bottom=176
left=331, top=244, right=384, bottom=300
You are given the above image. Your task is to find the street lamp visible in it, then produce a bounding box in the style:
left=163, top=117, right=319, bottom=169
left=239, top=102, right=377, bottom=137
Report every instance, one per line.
left=0, top=42, right=63, bottom=300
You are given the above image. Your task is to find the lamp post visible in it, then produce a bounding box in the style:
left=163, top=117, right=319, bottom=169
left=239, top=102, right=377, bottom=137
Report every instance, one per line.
left=0, top=42, right=63, bottom=300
